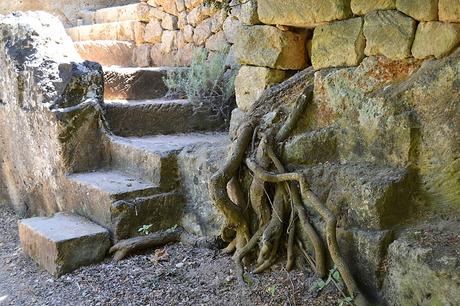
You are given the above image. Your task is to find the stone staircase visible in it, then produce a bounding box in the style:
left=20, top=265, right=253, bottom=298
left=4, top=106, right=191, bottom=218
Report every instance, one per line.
left=66, top=2, right=152, bottom=67
left=61, top=2, right=229, bottom=242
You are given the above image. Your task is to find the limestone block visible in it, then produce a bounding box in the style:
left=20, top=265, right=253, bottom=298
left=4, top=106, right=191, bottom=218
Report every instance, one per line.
left=95, top=6, right=118, bottom=24
left=144, top=19, right=163, bottom=44
left=161, top=13, right=178, bottom=30
left=185, top=0, right=204, bottom=10
left=176, top=31, right=187, bottom=49
left=176, top=43, right=194, bottom=66
left=176, top=0, right=186, bottom=12
left=364, top=10, right=416, bottom=60
left=205, top=31, right=229, bottom=52
left=235, top=66, right=286, bottom=111
left=133, top=44, right=152, bottom=67
left=160, top=30, right=177, bottom=53
left=193, top=18, right=212, bottom=45
left=223, top=16, right=242, bottom=44
left=396, top=0, right=438, bottom=21
left=117, top=21, right=146, bottom=45
left=412, top=22, right=460, bottom=59
left=149, top=7, right=167, bottom=20
left=311, top=17, right=365, bottom=70
left=239, top=0, right=260, bottom=25
left=177, top=11, right=188, bottom=29
left=257, top=0, right=352, bottom=27
left=66, top=27, right=80, bottom=41
left=155, top=0, right=178, bottom=15
left=210, top=10, right=226, bottom=33
left=234, top=25, right=307, bottom=70
left=183, top=24, right=194, bottom=42
left=187, top=5, right=208, bottom=26
left=118, top=3, right=151, bottom=22
left=77, top=25, right=92, bottom=40
left=350, top=0, right=396, bottom=15
left=19, top=213, right=110, bottom=277
left=439, top=0, right=460, bottom=22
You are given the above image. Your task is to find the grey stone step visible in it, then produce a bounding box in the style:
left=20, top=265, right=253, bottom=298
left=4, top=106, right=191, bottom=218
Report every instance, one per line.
left=106, top=133, right=229, bottom=191
left=65, top=170, right=183, bottom=240
left=74, top=40, right=135, bottom=67
left=103, top=99, right=224, bottom=137
left=103, top=67, right=178, bottom=100
left=19, top=213, right=110, bottom=277
left=66, top=20, right=145, bottom=44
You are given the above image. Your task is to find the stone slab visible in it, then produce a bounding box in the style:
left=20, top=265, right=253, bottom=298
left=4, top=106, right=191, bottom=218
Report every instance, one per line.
left=351, top=0, right=396, bottom=15
left=234, top=25, right=307, bottom=70
left=439, top=0, right=460, bottom=23
left=257, top=0, right=352, bottom=27
left=19, top=213, right=110, bottom=277
left=103, top=67, right=172, bottom=100
left=103, top=99, right=224, bottom=137
left=412, top=22, right=460, bottom=59
left=311, top=17, right=365, bottom=70
left=364, top=10, right=416, bottom=60
left=396, top=0, right=438, bottom=21
left=74, top=40, right=135, bottom=67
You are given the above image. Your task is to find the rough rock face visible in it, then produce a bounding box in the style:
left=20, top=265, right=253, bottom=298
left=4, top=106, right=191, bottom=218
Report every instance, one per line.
left=351, top=0, right=396, bottom=15
left=0, top=12, right=104, bottom=216
left=257, top=0, right=352, bottom=27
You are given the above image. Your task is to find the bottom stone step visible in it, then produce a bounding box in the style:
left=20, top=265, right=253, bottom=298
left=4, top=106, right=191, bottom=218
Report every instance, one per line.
left=19, top=213, right=111, bottom=277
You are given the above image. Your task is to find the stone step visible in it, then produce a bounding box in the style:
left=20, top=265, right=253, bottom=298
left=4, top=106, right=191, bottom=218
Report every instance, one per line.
left=65, top=170, right=183, bottom=240
left=74, top=40, right=135, bottom=67
left=94, top=3, right=151, bottom=24
left=66, top=20, right=145, bottom=44
left=19, top=213, right=110, bottom=277
left=103, top=67, right=177, bottom=100
left=103, top=99, right=224, bottom=137
left=106, top=133, right=229, bottom=191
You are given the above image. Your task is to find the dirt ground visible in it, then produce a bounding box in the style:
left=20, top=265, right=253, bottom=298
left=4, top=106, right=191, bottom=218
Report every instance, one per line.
left=0, top=204, right=342, bottom=306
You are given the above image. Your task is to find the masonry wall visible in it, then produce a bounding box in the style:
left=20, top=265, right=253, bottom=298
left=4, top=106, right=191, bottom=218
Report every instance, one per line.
left=234, top=0, right=460, bottom=111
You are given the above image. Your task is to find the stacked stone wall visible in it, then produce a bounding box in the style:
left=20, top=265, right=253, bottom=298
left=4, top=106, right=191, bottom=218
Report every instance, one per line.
left=234, top=0, right=460, bottom=111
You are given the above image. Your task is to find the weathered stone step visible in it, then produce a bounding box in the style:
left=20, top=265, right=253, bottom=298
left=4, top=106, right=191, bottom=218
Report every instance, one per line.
left=66, top=20, right=145, bottom=44
left=94, top=3, right=151, bottom=24
left=65, top=170, right=183, bottom=240
left=74, top=40, right=135, bottom=67
left=103, top=99, right=224, bottom=137
left=106, top=133, right=228, bottom=191
left=19, top=213, right=110, bottom=276
left=103, top=67, right=178, bottom=100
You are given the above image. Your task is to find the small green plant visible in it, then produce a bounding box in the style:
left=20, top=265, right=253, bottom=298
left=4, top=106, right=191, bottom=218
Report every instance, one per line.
left=242, top=273, right=255, bottom=287
left=266, top=286, right=276, bottom=297
left=138, top=224, right=153, bottom=235
left=204, top=0, right=250, bottom=12
left=310, top=266, right=354, bottom=305
left=339, top=296, right=354, bottom=306
left=164, top=48, right=236, bottom=124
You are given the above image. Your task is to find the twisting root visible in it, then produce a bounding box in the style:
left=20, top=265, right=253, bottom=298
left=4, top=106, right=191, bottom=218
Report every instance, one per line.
left=209, top=122, right=255, bottom=254
left=267, top=146, right=327, bottom=278
left=285, top=208, right=296, bottom=271
left=245, top=158, right=367, bottom=304
left=255, top=184, right=287, bottom=273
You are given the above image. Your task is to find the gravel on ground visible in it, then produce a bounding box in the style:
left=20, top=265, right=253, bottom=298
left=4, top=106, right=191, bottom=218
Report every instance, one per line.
left=0, top=204, right=342, bottom=306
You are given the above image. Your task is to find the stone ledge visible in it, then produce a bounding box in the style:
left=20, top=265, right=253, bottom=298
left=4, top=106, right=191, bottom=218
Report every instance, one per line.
left=19, top=213, right=110, bottom=277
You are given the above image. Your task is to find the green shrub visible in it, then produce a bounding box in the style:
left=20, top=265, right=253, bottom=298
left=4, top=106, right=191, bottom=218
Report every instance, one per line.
left=164, top=48, right=236, bottom=124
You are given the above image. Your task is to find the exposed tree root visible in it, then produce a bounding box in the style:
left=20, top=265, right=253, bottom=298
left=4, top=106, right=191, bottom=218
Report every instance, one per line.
left=208, top=71, right=368, bottom=305
left=109, top=227, right=215, bottom=261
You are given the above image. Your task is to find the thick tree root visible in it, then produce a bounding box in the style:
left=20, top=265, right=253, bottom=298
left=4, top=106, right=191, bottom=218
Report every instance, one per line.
left=245, top=158, right=367, bottom=304
left=109, top=227, right=215, bottom=261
